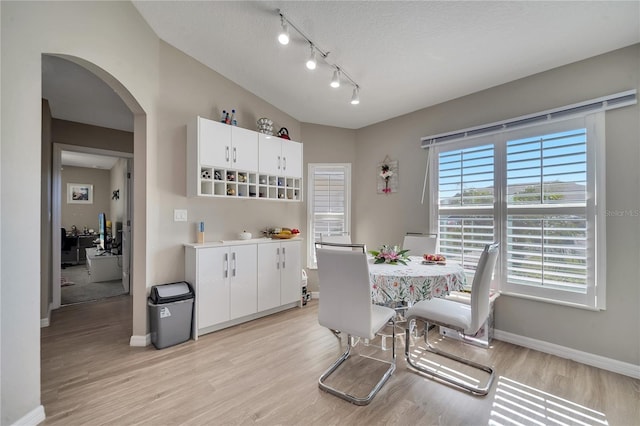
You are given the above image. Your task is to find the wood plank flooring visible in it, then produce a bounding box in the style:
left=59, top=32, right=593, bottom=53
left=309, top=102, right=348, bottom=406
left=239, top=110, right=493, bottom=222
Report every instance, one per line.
left=41, top=296, right=640, bottom=425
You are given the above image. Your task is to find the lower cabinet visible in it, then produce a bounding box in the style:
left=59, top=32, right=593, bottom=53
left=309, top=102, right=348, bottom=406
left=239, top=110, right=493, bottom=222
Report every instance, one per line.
left=257, top=240, right=302, bottom=311
left=185, top=239, right=301, bottom=338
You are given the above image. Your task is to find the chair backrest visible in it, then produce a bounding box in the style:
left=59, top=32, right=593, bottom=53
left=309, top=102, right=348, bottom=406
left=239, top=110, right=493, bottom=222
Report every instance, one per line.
left=402, top=233, right=438, bottom=255
left=469, top=242, right=499, bottom=333
left=61, top=228, right=73, bottom=251
left=315, top=243, right=376, bottom=339
left=319, top=234, right=352, bottom=250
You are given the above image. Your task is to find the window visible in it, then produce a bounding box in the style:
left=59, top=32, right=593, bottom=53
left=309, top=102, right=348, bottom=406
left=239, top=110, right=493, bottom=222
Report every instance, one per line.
left=432, top=114, right=605, bottom=309
left=307, top=163, right=351, bottom=268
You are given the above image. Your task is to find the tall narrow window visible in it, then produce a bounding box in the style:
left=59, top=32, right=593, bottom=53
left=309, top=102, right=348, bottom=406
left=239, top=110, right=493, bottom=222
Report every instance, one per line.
left=307, top=164, right=351, bottom=267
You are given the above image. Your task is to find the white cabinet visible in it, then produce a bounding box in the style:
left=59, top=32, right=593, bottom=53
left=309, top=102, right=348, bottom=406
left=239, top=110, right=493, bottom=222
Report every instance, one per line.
left=186, top=240, right=302, bottom=338
left=186, top=244, right=257, bottom=333
left=258, top=134, right=303, bottom=178
left=257, top=240, right=302, bottom=311
left=194, top=116, right=258, bottom=170
left=257, top=244, right=281, bottom=311
left=280, top=240, right=302, bottom=305
left=188, top=116, right=302, bottom=201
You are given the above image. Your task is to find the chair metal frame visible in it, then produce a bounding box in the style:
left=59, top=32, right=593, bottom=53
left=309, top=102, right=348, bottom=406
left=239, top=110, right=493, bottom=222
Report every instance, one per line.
left=315, top=242, right=396, bottom=405
left=404, top=242, right=499, bottom=396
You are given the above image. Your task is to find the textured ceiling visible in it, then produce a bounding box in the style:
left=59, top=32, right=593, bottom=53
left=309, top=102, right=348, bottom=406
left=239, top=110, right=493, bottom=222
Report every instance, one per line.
left=133, top=1, right=640, bottom=129
left=42, top=1, right=640, bottom=134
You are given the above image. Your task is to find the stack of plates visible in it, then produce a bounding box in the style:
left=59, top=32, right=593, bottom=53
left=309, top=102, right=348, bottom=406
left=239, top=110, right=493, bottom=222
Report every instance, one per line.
left=257, top=117, right=274, bottom=135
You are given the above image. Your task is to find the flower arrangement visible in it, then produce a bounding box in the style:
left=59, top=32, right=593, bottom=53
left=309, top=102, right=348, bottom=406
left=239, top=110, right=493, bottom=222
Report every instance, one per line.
left=370, top=244, right=410, bottom=265
left=380, top=163, right=394, bottom=194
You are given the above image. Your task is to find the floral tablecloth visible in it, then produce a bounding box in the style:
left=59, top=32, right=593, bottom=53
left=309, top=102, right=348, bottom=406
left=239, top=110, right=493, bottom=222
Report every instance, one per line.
left=369, top=256, right=467, bottom=305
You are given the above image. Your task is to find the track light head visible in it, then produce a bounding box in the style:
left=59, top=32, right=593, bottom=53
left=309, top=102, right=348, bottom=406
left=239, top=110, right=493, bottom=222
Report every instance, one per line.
left=278, top=17, right=290, bottom=45
left=330, top=69, right=341, bottom=88
left=350, top=86, right=360, bottom=105
left=306, top=45, right=317, bottom=70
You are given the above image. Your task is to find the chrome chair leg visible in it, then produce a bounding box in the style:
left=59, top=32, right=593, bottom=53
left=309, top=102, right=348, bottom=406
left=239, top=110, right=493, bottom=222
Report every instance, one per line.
left=405, top=317, right=495, bottom=396
left=319, top=322, right=396, bottom=405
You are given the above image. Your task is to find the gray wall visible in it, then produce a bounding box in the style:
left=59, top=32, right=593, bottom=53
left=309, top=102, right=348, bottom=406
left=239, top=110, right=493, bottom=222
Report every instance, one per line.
left=1, top=0, right=638, bottom=423
left=352, top=45, right=640, bottom=365
left=61, top=166, right=111, bottom=233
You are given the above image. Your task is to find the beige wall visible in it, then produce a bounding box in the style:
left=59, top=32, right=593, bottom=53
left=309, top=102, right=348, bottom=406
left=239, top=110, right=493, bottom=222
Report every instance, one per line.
left=2, top=1, right=157, bottom=423
left=300, top=123, right=357, bottom=292
left=352, top=45, right=640, bottom=365
left=153, top=40, right=306, bottom=285
left=52, top=119, right=134, bottom=153
left=2, top=0, right=638, bottom=423
left=60, top=166, right=111, bottom=232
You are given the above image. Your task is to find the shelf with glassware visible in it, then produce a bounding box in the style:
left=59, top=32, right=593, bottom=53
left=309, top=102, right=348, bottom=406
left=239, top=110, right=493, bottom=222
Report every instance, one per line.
left=198, top=167, right=301, bottom=201
left=188, top=116, right=303, bottom=201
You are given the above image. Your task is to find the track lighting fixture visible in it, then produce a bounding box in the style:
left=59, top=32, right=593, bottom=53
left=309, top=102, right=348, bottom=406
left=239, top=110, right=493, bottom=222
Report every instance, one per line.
left=330, top=69, right=341, bottom=88
left=278, top=16, right=290, bottom=45
left=350, top=86, right=360, bottom=105
left=306, top=44, right=317, bottom=70
left=277, top=9, right=360, bottom=105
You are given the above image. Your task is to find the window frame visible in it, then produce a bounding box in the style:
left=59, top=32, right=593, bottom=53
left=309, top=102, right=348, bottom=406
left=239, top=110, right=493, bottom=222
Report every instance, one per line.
left=429, top=113, right=606, bottom=310
left=306, top=163, right=352, bottom=268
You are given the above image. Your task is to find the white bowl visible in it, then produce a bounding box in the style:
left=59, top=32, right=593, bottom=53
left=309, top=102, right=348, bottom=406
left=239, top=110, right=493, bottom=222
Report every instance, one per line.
left=239, top=232, right=252, bottom=240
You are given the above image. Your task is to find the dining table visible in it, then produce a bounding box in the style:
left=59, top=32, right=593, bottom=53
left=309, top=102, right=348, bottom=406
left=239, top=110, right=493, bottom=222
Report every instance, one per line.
left=369, top=256, right=467, bottom=306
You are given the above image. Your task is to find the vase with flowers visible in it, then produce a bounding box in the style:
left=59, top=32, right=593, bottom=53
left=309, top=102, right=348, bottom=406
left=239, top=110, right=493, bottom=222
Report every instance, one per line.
left=369, top=244, right=410, bottom=265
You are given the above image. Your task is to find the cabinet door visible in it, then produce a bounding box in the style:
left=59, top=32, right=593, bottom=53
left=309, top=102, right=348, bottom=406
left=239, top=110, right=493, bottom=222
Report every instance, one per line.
left=281, top=140, right=303, bottom=178
left=231, top=126, right=258, bottom=171
left=280, top=240, right=302, bottom=305
left=258, top=134, right=283, bottom=175
left=199, top=117, right=232, bottom=168
left=257, top=244, right=281, bottom=311
left=197, top=247, right=230, bottom=328
left=229, top=244, right=258, bottom=319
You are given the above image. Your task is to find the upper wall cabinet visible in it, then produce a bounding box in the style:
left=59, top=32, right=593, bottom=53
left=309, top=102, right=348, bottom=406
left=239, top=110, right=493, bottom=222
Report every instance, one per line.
left=188, top=116, right=303, bottom=201
left=258, top=134, right=303, bottom=178
left=193, top=117, right=258, bottom=172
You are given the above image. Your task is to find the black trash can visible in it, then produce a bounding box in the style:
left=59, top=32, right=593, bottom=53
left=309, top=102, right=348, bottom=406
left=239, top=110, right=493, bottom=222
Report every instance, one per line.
left=148, top=281, right=194, bottom=349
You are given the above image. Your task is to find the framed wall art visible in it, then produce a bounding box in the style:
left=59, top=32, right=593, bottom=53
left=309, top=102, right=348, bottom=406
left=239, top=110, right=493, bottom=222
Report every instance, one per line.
left=377, top=156, right=398, bottom=194
left=67, top=183, right=93, bottom=204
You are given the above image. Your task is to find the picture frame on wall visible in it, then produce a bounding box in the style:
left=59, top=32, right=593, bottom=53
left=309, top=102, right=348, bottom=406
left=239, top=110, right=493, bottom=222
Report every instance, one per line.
left=67, top=183, right=93, bottom=204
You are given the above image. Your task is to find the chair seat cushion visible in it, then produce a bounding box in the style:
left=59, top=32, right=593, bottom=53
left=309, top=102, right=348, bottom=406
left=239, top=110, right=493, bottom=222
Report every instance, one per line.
left=407, top=298, right=473, bottom=333
left=371, top=304, right=396, bottom=339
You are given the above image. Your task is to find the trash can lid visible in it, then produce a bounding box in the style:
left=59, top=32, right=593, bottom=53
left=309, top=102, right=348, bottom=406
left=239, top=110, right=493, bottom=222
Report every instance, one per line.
left=150, top=281, right=194, bottom=304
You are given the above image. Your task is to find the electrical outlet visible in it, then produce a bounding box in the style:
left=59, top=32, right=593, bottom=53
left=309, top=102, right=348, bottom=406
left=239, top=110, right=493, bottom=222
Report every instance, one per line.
left=174, top=209, right=188, bottom=222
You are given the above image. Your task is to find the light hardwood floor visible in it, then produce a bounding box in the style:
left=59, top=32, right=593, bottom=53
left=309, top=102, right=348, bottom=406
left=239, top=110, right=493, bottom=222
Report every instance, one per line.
left=41, top=295, right=639, bottom=425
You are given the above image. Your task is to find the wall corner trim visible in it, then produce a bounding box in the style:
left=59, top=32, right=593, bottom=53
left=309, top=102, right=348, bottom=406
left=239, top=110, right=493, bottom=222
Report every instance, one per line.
left=494, top=329, right=640, bottom=379
left=129, top=334, right=150, bottom=347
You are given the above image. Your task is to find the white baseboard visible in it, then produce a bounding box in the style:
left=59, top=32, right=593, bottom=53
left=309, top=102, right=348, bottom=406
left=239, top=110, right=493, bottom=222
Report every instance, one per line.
left=40, top=303, right=53, bottom=328
left=129, top=334, right=150, bottom=347
left=494, top=329, right=640, bottom=379
left=11, top=404, right=45, bottom=426
left=311, top=291, right=319, bottom=299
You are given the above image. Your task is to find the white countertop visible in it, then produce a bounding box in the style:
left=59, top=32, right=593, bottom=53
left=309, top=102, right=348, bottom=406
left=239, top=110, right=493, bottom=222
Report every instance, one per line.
left=184, top=236, right=303, bottom=248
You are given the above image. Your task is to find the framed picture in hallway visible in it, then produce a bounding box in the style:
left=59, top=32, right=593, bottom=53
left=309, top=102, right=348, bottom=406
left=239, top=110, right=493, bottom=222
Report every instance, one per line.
left=67, top=183, right=93, bottom=204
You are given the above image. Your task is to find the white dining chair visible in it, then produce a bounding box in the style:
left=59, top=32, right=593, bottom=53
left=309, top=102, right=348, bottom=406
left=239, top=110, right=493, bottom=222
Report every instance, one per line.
left=315, top=242, right=396, bottom=405
left=402, top=233, right=438, bottom=256
left=404, top=242, right=499, bottom=395
left=319, top=233, right=352, bottom=249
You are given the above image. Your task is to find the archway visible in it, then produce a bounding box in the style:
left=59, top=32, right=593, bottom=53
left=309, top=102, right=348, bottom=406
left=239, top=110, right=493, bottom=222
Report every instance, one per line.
left=42, top=53, right=147, bottom=344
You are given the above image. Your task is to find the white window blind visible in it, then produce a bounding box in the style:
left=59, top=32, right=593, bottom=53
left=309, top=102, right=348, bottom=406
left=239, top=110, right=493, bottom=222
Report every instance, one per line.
left=431, top=115, right=606, bottom=309
left=307, top=164, right=351, bottom=267
left=506, top=129, right=588, bottom=292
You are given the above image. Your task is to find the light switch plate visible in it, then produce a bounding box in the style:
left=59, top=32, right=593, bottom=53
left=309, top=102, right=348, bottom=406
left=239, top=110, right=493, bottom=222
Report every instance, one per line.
left=174, top=209, right=188, bottom=222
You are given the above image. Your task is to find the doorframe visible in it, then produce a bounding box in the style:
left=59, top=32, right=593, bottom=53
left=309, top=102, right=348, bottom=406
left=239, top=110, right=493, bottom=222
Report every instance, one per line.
left=52, top=143, right=134, bottom=309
